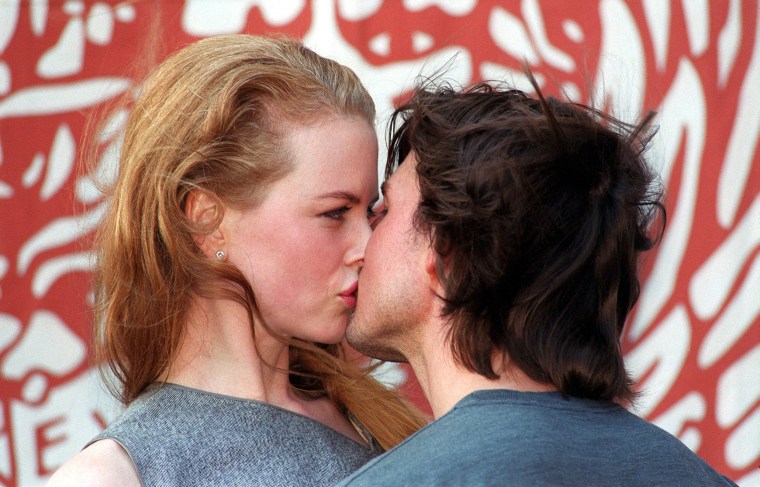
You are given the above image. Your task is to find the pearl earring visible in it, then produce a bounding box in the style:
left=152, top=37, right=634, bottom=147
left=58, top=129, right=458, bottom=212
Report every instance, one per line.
left=215, top=250, right=225, bottom=260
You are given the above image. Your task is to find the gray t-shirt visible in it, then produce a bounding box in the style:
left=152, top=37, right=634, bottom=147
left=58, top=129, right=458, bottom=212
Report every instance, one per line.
left=88, top=383, right=379, bottom=486
left=338, top=389, right=738, bottom=487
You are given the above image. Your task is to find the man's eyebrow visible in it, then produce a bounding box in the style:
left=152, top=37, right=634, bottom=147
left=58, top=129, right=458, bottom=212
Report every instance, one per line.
left=313, top=191, right=360, bottom=203
left=380, top=181, right=390, bottom=197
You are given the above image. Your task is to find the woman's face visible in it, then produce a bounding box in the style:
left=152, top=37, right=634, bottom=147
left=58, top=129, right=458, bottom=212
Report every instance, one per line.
left=220, top=116, right=379, bottom=344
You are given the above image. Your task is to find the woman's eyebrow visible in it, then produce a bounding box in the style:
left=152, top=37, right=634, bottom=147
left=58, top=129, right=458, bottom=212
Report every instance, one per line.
left=313, top=191, right=360, bottom=203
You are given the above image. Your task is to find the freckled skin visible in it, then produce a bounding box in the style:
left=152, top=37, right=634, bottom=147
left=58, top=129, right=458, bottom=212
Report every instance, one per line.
left=222, top=117, right=378, bottom=344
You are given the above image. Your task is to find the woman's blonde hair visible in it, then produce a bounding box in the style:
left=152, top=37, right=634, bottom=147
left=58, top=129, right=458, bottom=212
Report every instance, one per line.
left=92, top=34, right=425, bottom=450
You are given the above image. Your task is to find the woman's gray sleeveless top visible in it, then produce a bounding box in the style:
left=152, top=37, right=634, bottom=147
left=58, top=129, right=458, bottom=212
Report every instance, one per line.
left=87, top=383, right=380, bottom=486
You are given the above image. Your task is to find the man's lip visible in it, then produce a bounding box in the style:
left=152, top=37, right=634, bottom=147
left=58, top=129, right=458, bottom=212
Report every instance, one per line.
left=340, top=281, right=358, bottom=296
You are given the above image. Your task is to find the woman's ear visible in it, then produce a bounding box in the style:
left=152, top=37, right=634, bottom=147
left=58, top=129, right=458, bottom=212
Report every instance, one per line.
left=185, top=189, right=225, bottom=259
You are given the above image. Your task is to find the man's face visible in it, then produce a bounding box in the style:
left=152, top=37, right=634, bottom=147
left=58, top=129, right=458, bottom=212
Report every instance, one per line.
left=346, top=153, right=432, bottom=362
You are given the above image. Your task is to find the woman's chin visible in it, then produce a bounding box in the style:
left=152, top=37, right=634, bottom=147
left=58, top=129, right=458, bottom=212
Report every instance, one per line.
left=291, top=326, right=347, bottom=347
left=314, top=327, right=348, bottom=346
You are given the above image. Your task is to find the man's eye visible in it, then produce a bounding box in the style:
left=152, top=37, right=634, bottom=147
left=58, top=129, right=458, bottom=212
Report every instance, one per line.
left=368, top=200, right=385, bottom=218
left=323, top=206, right=350, bottom=220
left=369, top=202, right=387, bottom=229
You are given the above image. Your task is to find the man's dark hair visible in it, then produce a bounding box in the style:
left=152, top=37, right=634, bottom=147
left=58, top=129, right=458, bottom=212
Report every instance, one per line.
left=386, top=77, right=664, bottom=403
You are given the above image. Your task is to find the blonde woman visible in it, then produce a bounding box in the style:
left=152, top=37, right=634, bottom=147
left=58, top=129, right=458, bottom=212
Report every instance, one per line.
left=49, top=34, right=425, bottom=486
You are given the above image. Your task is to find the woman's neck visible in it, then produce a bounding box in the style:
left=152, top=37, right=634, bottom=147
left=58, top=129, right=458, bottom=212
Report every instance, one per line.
left=165, top=295, right=295, bottom=406
left=163, top=295, right=366, bottom=445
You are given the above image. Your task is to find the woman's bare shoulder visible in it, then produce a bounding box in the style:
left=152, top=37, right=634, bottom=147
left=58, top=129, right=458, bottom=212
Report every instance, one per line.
left=46, top=439, right=140, bottom=487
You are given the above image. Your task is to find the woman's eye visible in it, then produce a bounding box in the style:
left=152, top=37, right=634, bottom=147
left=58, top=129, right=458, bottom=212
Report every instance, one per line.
left=322, top=206, right=350, bottom=220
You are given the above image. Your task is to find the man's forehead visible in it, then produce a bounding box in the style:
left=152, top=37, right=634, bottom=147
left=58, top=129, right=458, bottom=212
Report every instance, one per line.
left=380, top=169, right=402, bottom=198
left=383, top=152, right=417, bottom=195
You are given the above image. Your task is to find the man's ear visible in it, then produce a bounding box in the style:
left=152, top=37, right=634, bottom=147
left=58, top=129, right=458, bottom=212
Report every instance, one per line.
left=185, top=189, right=225, bottom=259
left=424, top=243, right=446, bottom=297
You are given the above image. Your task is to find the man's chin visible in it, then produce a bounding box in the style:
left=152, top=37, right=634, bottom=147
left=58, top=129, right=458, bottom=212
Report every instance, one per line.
left=360, top=346, right=409, bottom=364
left=353, top=344, right=409, bottom=364
left=346, top=321, right=408, bottom=363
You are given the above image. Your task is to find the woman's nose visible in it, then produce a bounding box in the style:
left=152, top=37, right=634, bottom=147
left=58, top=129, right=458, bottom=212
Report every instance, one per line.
left=345, top=217, right=373, bottom=267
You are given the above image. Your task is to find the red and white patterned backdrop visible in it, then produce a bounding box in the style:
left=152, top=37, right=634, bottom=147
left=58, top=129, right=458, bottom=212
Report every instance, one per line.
left=0, top=1, right=758, bottom=485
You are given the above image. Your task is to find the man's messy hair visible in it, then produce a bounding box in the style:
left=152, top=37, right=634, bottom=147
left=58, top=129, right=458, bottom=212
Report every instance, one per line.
left=386, top=73, right=663, bottom=403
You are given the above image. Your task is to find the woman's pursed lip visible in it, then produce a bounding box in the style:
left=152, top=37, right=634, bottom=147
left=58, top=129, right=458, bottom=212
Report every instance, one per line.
left=340, top=281, right=358, bottom=296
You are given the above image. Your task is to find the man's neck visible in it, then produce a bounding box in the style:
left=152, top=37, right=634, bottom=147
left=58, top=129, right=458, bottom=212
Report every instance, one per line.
left=409, top=327, right=555, bottom=419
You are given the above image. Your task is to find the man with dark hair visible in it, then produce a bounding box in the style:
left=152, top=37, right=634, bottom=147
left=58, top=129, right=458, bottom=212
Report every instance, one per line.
left=340, top=81, right=737, bottom=486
